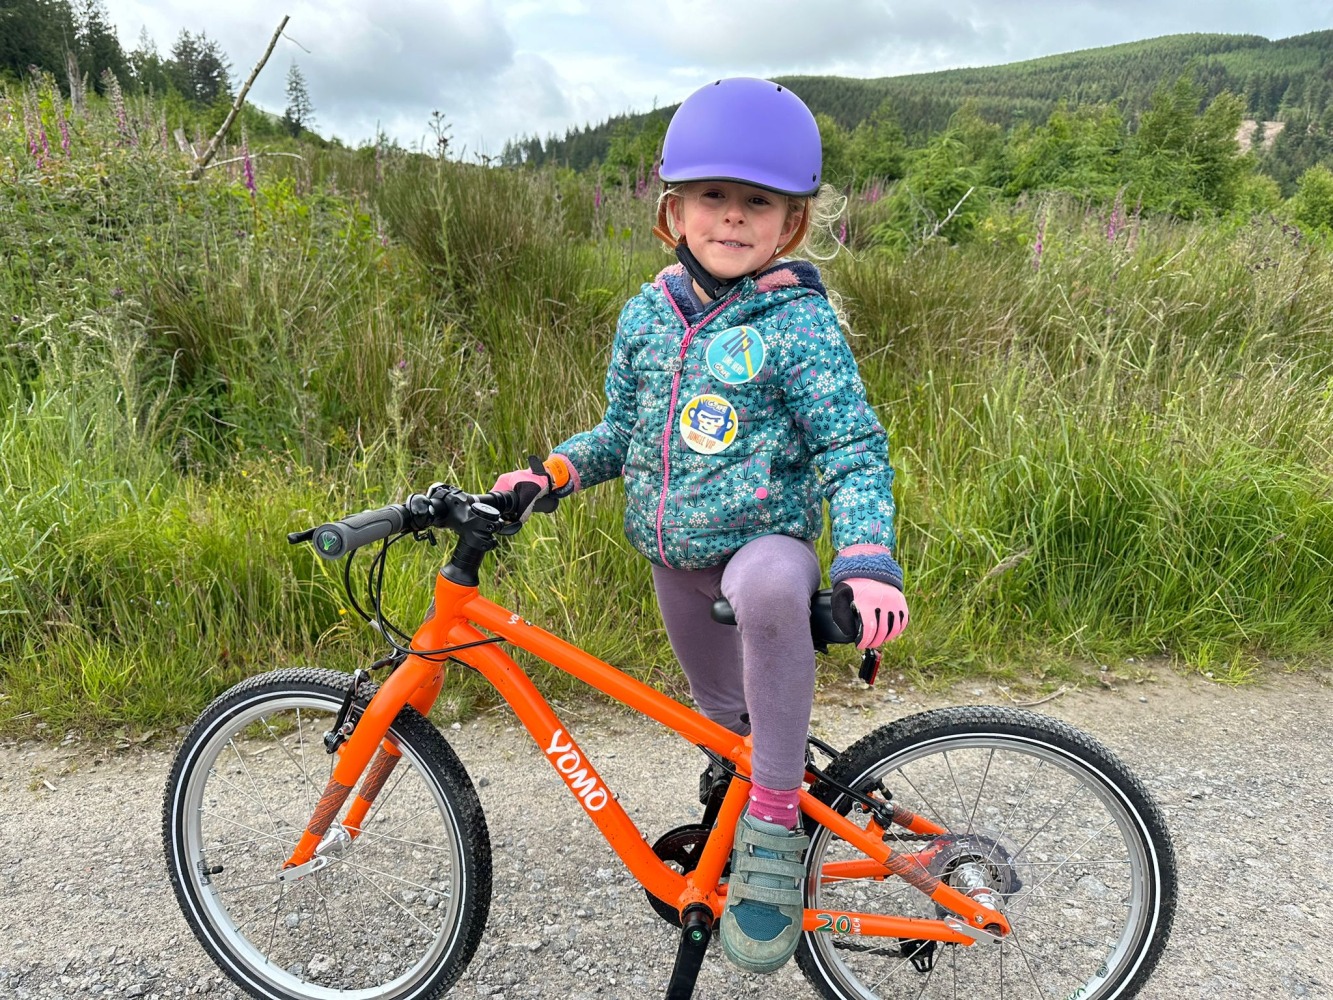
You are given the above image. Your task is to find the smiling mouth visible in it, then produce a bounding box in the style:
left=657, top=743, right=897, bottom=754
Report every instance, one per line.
left=715, top=240, right=751, bottom=249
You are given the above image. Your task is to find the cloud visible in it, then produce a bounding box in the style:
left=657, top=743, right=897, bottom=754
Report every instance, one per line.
left=98, top=0, right=1333, bottom=154
left=104, top=0, right=517, bottom=147
left=293, top=1, right=513, bottom=105
left=450, top=52, right=575, bottom=157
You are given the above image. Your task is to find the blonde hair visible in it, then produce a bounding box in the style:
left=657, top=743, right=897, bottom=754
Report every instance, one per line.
left=652, top=182, right=847, bottom=266
left=652, top=182, right=850, bottom=325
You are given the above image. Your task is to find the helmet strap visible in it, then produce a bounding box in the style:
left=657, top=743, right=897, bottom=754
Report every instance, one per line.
left=675, top=242, right=742, bottom=301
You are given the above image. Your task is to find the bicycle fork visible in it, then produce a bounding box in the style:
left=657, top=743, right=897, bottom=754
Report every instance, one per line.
left=280, top=656, right=445, bottom=877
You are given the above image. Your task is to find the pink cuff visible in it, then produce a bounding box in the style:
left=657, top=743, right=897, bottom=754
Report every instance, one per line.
left=839, top=543, right=893, bottom=558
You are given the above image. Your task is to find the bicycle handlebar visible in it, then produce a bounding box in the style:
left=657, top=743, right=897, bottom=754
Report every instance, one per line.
left=308, top=504, right=409, bottom=560
left=288, top=483, right=548, bottom=561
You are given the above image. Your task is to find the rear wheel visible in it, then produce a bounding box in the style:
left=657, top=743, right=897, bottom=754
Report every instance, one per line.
left=797, top=706, right=1176, bottom=1000
left=162, top=668, right=492, bottom=1000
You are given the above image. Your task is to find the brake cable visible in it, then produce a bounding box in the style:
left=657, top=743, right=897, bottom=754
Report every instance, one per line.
left=341, top=528, right=505, bottom=664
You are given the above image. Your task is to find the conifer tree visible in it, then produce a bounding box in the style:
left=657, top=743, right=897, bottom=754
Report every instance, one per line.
left=127, top=26, right=170, bottom=95
left=0, top=0, right=78, bottom=80
left=73, top=0, right=127, bottom=92
left=168, top=29, right=230, bottom=104
left=282, top=61, right=314, bottom=137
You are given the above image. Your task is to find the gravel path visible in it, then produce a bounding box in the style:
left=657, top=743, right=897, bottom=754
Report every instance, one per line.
left=1, top=665, right=1329, bottom=999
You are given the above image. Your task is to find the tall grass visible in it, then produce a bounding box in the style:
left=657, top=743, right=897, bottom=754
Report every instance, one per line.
left=2, top=77, right=1331, bottom=734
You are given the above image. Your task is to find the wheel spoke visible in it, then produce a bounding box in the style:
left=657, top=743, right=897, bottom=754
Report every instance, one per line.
left=892, top=765, right=950, bottom=831
left=943, top=750, right=968, bottom=826
left=361, top=749, right=410, bottom=831
left=1022, top=817, right=1120, bottom=897
left=224, top=734, right=292, bottom=833
left=199, top=807, right=298, bottom=851
left=965, top=747, right=995, bottom=834
left=909, top=951, right=936, bottom=1000
left=334, top=856, right=442, bottom=937
left=1003, top=919, right=1055, bottom=999
left=1011, top=780, right=1091, bottom=861
left=332, top=854, right=449, bottom=898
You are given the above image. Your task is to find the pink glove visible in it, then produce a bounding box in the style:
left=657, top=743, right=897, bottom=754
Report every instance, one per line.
left=831, top=578, right=909, bottom=650
left=489, top=463, right=551, bottom=522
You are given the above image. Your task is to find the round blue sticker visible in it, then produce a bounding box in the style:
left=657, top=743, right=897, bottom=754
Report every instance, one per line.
left=705, top=326, right=765, bottom=385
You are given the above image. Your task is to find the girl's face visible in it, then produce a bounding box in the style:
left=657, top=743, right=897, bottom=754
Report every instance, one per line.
left=669, top=181, right=802, bottom=290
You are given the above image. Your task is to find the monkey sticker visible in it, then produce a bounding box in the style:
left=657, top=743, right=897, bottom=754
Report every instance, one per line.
left=679, top=394, right=738, bottom=454
left=705, top=326, right=765, bottom=385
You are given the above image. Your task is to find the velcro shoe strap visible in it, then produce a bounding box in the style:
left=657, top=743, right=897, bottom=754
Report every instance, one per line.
left=728, top=880, right=805, bottom=907
left=739, top=827, right=810, bottom=855
left=734, top=855, right=805, bottom=880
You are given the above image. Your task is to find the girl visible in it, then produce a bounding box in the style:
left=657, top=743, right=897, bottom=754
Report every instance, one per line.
left=492, top=77, right=908, bottom=975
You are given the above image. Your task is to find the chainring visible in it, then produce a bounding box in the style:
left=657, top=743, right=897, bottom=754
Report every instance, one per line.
left=645, top=823, right=713, bottom=926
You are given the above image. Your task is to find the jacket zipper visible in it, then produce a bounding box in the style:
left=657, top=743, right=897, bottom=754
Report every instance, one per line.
left=655, top=288, right=741, bottom=566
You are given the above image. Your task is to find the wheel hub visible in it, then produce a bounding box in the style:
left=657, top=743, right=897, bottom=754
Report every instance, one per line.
left=928, top=830, right=1023, bottom=897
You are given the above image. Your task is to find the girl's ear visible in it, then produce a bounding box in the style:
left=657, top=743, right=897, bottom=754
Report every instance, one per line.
left=652, top=190, right=683, bottom=250
left=667, top=192, right=687, bottom=236
left=767, top=197, right=812, bottom=265
left=780, top=198, right=807, bottom=242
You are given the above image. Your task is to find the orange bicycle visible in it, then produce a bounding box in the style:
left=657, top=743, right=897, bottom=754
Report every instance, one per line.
left=162, top=480, right=1177, bottom=1000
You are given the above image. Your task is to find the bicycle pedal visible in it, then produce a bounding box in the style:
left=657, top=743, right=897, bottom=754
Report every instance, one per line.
left=697, top=760, right=734, bottom=829
left=698, top=761, right=728, bottom=806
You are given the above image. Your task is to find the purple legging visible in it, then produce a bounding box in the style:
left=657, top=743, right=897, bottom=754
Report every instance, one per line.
left=650, top=534, right=820, bottom=791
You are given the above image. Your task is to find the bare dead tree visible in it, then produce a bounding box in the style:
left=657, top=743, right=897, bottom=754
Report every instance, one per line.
left=65, top=50, right=87, bottom=114
left=188, top=15, right=289, bottom=180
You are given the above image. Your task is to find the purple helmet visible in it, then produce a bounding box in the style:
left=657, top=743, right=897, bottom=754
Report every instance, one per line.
left=659, top=77, right=821, bottom=197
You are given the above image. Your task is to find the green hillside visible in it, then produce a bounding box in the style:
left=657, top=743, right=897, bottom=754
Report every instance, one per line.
left=509, top=30, right=1333, bottom=172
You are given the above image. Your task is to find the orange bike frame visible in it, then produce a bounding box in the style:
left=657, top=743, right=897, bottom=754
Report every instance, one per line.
left=283, top=568, right=1011, bottom=944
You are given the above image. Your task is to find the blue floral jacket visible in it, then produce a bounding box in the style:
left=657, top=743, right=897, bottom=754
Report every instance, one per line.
left=554, top=259, right=902, bottom=587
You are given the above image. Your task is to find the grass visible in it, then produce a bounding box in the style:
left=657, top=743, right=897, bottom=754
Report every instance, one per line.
left=2, top=77, right=1331, bottom=736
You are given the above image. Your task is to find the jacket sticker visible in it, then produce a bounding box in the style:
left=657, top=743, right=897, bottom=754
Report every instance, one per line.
left=680, top=394, right=738, bottom=454
left=706, top=326, right=765, bottom=385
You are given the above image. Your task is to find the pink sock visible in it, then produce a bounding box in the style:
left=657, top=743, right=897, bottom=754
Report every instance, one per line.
left=747, top=783, right=801, bottom=829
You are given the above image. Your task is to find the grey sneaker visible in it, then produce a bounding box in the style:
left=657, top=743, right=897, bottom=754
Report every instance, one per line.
left=718, top=812, right=809, bottom=974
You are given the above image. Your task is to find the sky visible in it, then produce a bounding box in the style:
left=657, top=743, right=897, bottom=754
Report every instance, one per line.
left=99, top=0, right=1332, bottom=160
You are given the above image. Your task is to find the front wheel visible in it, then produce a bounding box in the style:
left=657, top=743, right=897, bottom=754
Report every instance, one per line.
left=162, top=668, right=492, bottom=1000
left=797, top=706, right=1177, bottom=1000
